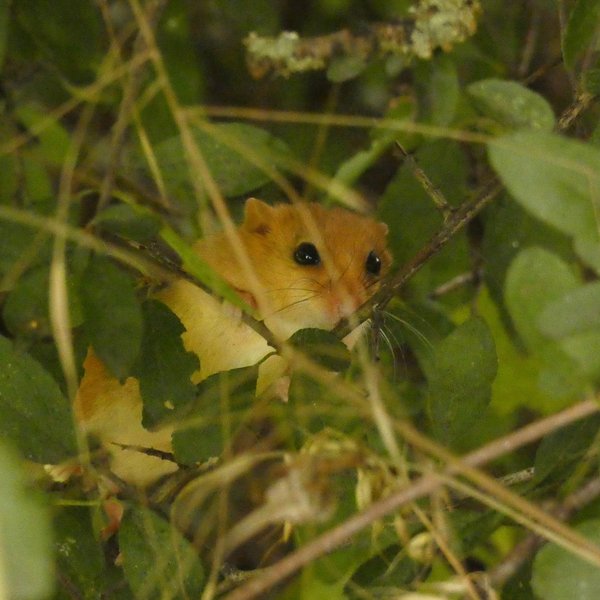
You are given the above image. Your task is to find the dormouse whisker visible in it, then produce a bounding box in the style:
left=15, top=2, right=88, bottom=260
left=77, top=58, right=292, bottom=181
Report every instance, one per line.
left=383, top=311, right=434, bottom=351
left=288, top=276, right=327, bottom=291
left=264, top=286, right=320, bottom=294
left=378, top=328, right=398, bottom=379
left=271, top=294, right=320, bottom=316
left=338, top=253, right=355, bottom=281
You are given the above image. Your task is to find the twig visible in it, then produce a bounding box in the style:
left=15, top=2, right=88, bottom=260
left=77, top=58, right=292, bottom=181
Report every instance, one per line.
left=0, top=51, right=153, bottom=158
left=517, top=2, right=541, bottom=79
left=499, top=467, right=535, bottom=488
left=222, top=398, right=600, bottom=600
left=521, top=58, right=563, bottom=87
left=194, top=105, right=489, bottom=145
left=396, top=142, right=455, bottom=220
left=377, top=178, right=501, bottom=309
left=95, top=0, right=168, bottom=214
left=50, top=105, right=96, bottom=404
left=244, top=0, right=481, bottom=79
left=557, top=91, right=595, bottom=131
left=0, top=202, right=278, bottom=349
left=429, top=270, right=478, bottom=298
left=129, top=0, right=284, bottom=334
left=489, top=476, right=600, bottom=587
left=334, top=178, right=502, bottom=338
left=556, top=0, right=578, bottom=92
left=140, top=238, right=279, bottom=349
left=110, top=442, right=178, bottom=464
left=56, top=571, right=84, bottom=600
left=449, top=467, right=535, bottom=504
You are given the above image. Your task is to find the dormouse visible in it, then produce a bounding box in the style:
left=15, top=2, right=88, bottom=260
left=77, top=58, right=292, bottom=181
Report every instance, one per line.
left=74, top=199, right=392, bottom=485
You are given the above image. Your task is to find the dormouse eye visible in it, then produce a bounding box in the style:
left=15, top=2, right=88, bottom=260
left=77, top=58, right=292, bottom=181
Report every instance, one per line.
left=294, top=242, right=321, bottom=266
left=366, top=250, right=382, bottom=275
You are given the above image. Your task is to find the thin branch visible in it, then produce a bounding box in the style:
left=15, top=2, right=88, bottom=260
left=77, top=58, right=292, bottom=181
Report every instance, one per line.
left=334, top=178, right=502, bottom=338
left=517, top=2, right=541, bottom=79
left=0, top=52, right=153, bottom=158
left=95, top=0, right=167, bottom=214
left=194, top=105, right=490, bottom=145
left=556, top=0, right=578, bottom=92
left=557, top=91, right=595, bottom=131
left=499, top=467, right=535, bottom=488
left=396, top=142, right=454, bottom=220
left=489, top=476, right=600, bottom=587
left=50, top=105, right=96, bottom=403
left=395, top=419, right=600, bottom=574
left=222, top=398, right=600, bottom=600
left=0, top=204, right=278, bottom=348
left=429, top=270, right=479, bottom=298
left=244, top=0, right=481, bottom=79
left=129, top=0, right=285, bottom=335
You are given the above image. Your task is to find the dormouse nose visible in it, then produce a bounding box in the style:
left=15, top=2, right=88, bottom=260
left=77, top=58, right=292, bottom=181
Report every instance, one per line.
left=328, top=277, right=366, bottom=320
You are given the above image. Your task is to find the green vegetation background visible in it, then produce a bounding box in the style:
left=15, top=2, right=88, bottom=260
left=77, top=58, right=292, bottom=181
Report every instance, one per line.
left=1, top=1, right=600, bottom=599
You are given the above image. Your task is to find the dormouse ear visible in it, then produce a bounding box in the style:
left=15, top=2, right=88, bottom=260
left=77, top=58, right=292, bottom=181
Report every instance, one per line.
left=243, top=198, right=273, bottom=235
left=377, top=221, right=389, bottom=237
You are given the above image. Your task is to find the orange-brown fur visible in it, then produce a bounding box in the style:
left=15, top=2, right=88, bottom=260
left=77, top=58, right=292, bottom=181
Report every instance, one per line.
left=74, top=199, right=391, bottom=486
left=195, top=199, right=392, bottom=338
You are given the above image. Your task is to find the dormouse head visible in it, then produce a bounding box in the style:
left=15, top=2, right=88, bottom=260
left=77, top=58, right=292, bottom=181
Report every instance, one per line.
left=238, top=198, right=392, bottom=339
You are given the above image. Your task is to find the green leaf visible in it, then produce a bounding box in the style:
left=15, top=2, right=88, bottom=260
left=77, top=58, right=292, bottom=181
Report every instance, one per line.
left=147, top=122, right=291, bottom=199
left=481, top=196, right=573, bottom=328
left=172, top=366, right=258, bottom=464
left=478, top=288, right=563, bottom=416
left=0, top=0, right=8, bottom=71
left=574, top=237, right=600, bottom=274
left=16, top=104, right=71, bottom=167
left=0, top=442, right=53, bottom=600
left=331, top=132, right=395, bottom=190
left=449, top=508, right=506, bottom=559
left=563, top=0, right=600, bottom=69
left=119, top=507, right=205, bottom=600
left=92, top=203, right=162, bottom=243
left=80, top=255, right=143, bottom=380
left=157, top=0, right=205, bottom=104
left=533, top=413, right=600, bottom=485
left=287, top=372, right=359, bottom=437
left=327, top=55, right=367, bottom=82
left=537, top=282, right=600, bottom=378
left=53, top=507, right=108, bottom=599
left=0, top=203, right=54, bottom=275
left=414, top=55, right=460, bottom=127
left=286, top=574, right=347, bottom=600
left=347, top=544, right=421, bottom=596
left=538, top=282, right=600, bottom=339
left=288, top=371, right=364, bottom=436
left=3, top=266, right=52, bottom=338
left=429, top=318, right=497, bottom=447
left=427, top=54, right=460, bottom=127
left=0, top=153, right=19, bottom=202
left=583, top=68, right=600, bottom=95
left=468, top=79, right=555, bottom=131
left=14, top=0, right=103, bottom=84
left=159, top=225, right=252, bottom=312
left=505, top=248, right=580, bottom=350
left=0, top=336, right=76, bottom=462
left=532, top=519, right=600, bottom=600
left=488, top=131, right=600, bottom=247
left=379, top=140, right=470, bottom=299
left=289, top=328, right=351, bottom=372
left=332, top=98, right=415, bottom=189
left=3, top=264, right=83, bottom=338
left=505, top=247, right=585, bottom=398
left=132, top=300, right=199, bottom=428
left=560, top=330, right=600, bottom=378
